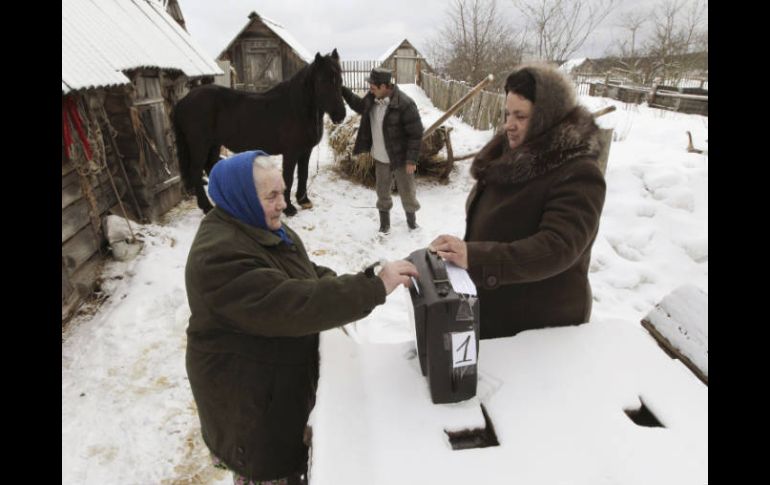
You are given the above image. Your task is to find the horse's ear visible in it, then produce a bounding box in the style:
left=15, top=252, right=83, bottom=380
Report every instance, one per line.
left=314, top=52, right=322, bottom=62
left=331, top=48, right=339, bottom=60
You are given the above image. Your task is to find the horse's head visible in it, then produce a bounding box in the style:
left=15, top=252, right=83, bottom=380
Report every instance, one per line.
left=311, top=48, right=346, bottom=124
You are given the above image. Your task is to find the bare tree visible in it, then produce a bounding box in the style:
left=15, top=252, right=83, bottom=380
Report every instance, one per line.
left=607, top=9, right=651, bottom=83
left=617, top=10, right=647, bottom=58
left=513, top=0, right=617, bottom=61
left=426, top=0, right=526, bottom=88
left=645, top=0, right=707, bottom=83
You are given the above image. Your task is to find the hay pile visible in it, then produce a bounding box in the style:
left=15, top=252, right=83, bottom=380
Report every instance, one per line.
left=327, top=115, right=454, bottom=187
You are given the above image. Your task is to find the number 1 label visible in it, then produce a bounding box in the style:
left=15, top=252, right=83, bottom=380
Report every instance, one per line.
left=451, top=331, right=477, bottom=368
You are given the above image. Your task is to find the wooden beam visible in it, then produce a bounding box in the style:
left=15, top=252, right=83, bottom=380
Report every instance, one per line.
left=423, top=74, right=494, bottom=139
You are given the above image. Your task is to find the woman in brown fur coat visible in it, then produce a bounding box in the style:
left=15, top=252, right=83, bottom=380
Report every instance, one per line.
left=430, top=63, right=606, bottom=339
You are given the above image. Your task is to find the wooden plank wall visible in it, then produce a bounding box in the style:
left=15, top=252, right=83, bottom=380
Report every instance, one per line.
left=63, top=75, right=187, bottom=322
left=61, top=155, right=121, bottom=320
left=587, top=82, right=708, bottom=116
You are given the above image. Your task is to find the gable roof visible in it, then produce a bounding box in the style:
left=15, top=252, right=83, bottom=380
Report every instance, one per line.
left=377, top=38, right=433, bottom=72
left=218, top=11, right=314, bottom=64
left=62, top=0, right=222, bottom=94
left=378, top=39, right=413, bottom=63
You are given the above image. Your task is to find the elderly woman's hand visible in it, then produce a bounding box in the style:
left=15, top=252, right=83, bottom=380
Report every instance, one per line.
left=428, top=234, right=468, bottom=269
left=378, top=260, right=419, bottom=295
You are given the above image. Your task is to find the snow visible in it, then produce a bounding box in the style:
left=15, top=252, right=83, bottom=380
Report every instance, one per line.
left=643, top=284, right=708, bottom=377
left=312, top=323, right=707, bottom=485
left=62, top=83, right=707, bottom=484
left=377, top=39, right=406, bottom=63
left=559, top=58, right=588, bottom=73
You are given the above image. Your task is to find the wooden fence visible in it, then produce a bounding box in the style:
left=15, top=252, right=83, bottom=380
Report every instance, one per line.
left=341, top=60, right=380, bottom=93
left=420, top=71, right=506, bottom=131
left=419, top=70, right=707, bottom=123
left=588, top=82, right=708, bottom=116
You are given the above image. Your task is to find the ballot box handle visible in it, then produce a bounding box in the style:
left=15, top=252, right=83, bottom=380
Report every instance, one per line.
left=425, top=250, right=451, bottom=297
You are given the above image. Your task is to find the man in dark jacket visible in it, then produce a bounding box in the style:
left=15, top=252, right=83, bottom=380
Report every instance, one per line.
left=429, top=63, right=606, bottom=339
left=341, top=67, right=424, bottom=233
left=185, top=150, right=417, bottom=484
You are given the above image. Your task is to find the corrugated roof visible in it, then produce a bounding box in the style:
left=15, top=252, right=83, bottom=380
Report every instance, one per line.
left=218, top=12, right=314, bottom=64
left=62, top=0, right=222, bottom=94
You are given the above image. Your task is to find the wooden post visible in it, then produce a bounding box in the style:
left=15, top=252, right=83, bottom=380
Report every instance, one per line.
left=649, top=83, right=658, bottom=106
left=423, top=74, right=494, bottom=139
left=591, top=105, right=617, bottom=118
left=443, top=127, right=455, bottom=181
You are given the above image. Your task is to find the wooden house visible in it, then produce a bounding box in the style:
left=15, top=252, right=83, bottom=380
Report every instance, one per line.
left=377, top=39, right=433, bottom=84
left=61, top=0, right=221, bottom=322
left=217, top=11, right=313, bottom=92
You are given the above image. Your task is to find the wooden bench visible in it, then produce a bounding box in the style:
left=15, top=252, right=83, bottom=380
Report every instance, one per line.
left=641, top=285, right=708, bottom=385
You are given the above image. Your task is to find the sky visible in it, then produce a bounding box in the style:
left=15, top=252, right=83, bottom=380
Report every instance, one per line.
left=62, top=82, right=708, bottom=484
left=177, top=0, right=670, bottom=63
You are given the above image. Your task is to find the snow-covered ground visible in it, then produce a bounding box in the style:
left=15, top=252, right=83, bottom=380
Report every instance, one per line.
left=61, top=84, right=707, bottom=484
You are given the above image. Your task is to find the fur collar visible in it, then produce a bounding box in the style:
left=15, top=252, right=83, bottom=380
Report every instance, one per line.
left=471, top=106, right=602, bottom=185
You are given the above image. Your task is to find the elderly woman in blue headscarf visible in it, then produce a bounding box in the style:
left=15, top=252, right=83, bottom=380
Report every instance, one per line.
left=184, top=151, right=417, bottom=485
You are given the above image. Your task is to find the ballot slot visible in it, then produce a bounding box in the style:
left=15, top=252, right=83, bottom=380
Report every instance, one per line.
left=444, top=404, right=500, bottom=450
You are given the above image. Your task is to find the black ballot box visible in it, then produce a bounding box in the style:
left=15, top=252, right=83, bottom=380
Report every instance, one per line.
left=405, top=248, right=480, bottom=404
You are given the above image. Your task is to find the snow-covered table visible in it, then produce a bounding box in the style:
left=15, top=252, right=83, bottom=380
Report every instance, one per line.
left=309, top=321, right=707, bottom=485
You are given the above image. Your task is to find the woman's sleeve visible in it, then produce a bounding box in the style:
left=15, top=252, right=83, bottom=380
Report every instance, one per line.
left=191, top=252, right=386, bottom=337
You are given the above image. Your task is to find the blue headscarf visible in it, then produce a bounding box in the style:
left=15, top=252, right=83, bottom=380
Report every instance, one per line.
left=207, top=150, right=292, bottom=244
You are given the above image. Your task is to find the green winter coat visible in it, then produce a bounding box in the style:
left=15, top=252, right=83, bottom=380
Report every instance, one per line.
left=185, top=208, right=385, bottom=481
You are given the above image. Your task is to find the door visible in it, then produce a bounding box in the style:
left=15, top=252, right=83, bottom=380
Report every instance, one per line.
left=241, top=39, right=283, bottom=92
left=395, top=48, right=417, bottom=84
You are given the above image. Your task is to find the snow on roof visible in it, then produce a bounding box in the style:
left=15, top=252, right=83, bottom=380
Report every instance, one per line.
left=559, top=57, right=588, bottom=73
left=260, top=14, right=314, bottom=63
left=62, top=0, right=222, bottom=94
left=219, top=12, right=314, bottom=64
left=378, top=39, right=408, bottom=63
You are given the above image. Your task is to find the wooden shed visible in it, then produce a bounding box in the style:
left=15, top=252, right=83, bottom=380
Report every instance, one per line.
left=218, top=11, right=313, bottom=92
left=377, top=39, right=433, bottom=85
left=61, top=0, right=222, bottom=322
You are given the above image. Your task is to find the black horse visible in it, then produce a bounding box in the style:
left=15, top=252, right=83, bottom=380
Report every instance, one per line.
left=172, top=49, right=346, bottom=215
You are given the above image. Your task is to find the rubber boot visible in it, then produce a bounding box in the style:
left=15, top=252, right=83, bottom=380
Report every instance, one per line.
left=406, top=212, right=418, bottom=230
left=379, top=211, right=390, bottom=233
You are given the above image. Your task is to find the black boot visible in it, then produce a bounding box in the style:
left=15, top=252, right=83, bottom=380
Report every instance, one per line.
left=406, top=212, right=418, bottom=230
left=378, top=211, right=390, bottom=233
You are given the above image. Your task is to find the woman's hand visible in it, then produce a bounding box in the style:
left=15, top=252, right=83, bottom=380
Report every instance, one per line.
left=428, top=235, right=468, bottom=269
left=378, top=260, right=419, bottom=295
